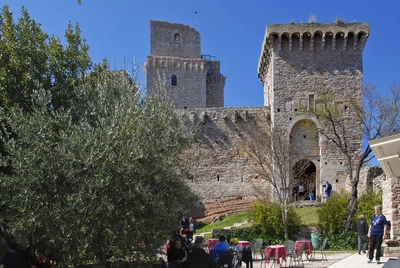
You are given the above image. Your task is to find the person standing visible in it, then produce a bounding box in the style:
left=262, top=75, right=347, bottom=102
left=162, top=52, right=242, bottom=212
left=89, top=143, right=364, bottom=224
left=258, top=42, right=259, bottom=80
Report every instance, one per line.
left=180, top=214, right=190, bottom=236
left=357, top=215, right=368, bottom=254
left=189, top=217, right=195, bottom=240
left=367, top=205, right=388, bottom=264
left=325, top=181, right=332, bottom=200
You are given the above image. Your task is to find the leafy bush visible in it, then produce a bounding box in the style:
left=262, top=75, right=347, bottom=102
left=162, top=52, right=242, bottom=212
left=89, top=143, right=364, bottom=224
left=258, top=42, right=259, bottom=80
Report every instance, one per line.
left=352, top=190, right=382, bottom=230
left=317, top=189, right=383, bottom=236
left=247, top=200, right=301, bottom=240
left=317, top=190, right=349, bottom=236
left=326, top=231, right=358, bottom=250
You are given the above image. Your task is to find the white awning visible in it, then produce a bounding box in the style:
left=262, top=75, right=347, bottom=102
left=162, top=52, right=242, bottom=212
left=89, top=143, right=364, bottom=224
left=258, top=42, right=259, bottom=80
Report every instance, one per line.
left=369, top=133, right=400, bottom=179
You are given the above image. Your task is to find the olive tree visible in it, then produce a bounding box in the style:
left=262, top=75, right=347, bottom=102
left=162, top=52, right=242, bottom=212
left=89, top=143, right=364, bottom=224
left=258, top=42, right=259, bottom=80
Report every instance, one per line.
left=0, top=5, right=199, bottom=266
left=0, top=68, right=199, bottom=267
left=0, top=5, right=91, bottom=113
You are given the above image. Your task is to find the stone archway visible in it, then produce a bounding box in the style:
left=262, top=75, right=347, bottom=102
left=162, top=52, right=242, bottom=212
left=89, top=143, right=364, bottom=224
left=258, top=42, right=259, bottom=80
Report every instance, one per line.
left=292, top=159, right=316, bottom=201
left=288, top=119, right=319, bottom=201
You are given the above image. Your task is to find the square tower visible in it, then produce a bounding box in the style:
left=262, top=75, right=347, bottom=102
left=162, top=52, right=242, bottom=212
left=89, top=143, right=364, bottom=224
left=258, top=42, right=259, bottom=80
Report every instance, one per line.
left=258, top=22, right=370, bottom=199
left=145, top=20, right=225, bottom=109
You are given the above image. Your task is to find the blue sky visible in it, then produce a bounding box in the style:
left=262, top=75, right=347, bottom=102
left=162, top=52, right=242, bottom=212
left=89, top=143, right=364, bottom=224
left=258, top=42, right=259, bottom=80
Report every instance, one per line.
left=5, top=0, right=400, bottom=108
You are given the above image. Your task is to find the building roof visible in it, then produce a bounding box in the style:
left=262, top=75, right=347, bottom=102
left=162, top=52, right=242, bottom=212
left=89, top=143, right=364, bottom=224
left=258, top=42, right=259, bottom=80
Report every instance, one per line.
left=369, top=133, right=400, bottom=179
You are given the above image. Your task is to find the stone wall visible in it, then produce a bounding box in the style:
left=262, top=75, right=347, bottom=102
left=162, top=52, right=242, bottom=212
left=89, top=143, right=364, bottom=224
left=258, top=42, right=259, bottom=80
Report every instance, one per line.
left=146, top=20, right=376, bottom=224
left=256, top=22, right=369, bottom=200
left=205, top=60, right=225, bottom=107
left=150, top=20, right=200, bottom=58
left=382, top=176, right=400, bottom=256
left=145, top=20, right=225, bottom=109
left=180, top=106, right=272, bottom=205
left=344, top=166, right=384, bottom=194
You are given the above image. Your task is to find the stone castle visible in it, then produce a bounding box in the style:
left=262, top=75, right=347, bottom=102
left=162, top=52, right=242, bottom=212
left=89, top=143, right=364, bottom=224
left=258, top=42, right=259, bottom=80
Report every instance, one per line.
left=144, top=20, right=370, bottom=218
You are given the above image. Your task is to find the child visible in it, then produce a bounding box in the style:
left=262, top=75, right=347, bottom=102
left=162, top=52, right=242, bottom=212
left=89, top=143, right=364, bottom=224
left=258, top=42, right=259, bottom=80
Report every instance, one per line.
left=231, top=238, right=240, bottom=267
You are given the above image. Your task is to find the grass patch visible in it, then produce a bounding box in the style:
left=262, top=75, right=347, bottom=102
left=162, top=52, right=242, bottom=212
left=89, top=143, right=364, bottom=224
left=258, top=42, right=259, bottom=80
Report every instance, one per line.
left=196, top=213, right=248, bottom=234
left=296, top=206, right=319, bottom=225
left=196, top=206, right=319, bottom=234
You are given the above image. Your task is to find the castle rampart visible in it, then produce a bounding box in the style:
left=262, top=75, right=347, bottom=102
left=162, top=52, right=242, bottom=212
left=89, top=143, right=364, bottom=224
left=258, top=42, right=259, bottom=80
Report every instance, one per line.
left=179, top=106, right=272, bottom=202
left=146, top=20, right=372, bottom=219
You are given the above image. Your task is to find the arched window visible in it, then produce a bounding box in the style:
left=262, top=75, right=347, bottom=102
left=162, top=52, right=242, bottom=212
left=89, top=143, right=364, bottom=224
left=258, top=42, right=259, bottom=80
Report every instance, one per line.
left=171, top=74, right=177, bottom=86
left=174, top=33, right=180, bottom=42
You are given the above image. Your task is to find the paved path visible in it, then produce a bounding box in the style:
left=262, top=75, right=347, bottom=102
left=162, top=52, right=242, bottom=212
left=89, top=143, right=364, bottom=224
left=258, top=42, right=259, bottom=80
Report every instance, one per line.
left=251, top=251, right=391, bottom=268
left=327, top=252, right=391, bottom=268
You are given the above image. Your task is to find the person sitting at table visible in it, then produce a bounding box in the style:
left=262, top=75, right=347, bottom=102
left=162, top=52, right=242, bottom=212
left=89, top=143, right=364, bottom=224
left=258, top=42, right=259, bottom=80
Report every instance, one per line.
left=230, top=238, right=241, bottom=267
left=168, top=237, right=187, bottom=268
left=186, top=236, right=217, bottom=268
left=212, top=235, right=230, bottom=264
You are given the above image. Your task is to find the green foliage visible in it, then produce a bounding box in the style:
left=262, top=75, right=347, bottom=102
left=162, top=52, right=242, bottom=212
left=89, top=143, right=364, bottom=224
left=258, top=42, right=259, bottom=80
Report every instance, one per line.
left=353, top=190, right=382, bottom=229
left=0, top=5, right=91, bottom=113
left=326, top=231, right=358, bottom=250
left=0, top=63, right=199, bottom=266
left=317, top=190, right=383, bottom=236
left=317, top=191, right=349, bottom=236
left=247, top=200, right=301, bottom=240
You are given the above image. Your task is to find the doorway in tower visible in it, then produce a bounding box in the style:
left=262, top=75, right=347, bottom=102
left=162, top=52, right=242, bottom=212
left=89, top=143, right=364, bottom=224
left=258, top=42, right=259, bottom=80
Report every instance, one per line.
left=292, top=159, right=316, bottom=201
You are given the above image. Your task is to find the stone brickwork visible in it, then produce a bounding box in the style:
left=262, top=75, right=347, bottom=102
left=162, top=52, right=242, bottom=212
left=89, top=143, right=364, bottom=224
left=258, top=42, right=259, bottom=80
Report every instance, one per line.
left=345, top=166, right=384, bottom=194
left=258, top=22, right=369, bottom=200
left=150, top=20, right=200, bottom=58
left=382, top=176, right=400, bottom=256
left=145, top=21, right=225, bottom=109
left=178, top=107, right=272, bottom=203
left=145, top=20, right=376, bottom=220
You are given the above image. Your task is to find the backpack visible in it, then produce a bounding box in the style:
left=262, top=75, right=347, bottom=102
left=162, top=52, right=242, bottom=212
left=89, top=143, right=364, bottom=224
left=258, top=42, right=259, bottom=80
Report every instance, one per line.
left=327, top=183, right=332, bottom=191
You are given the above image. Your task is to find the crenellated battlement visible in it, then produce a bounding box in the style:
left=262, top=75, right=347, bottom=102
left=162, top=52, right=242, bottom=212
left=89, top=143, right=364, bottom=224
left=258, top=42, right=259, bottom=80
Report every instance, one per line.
left=145, top=56, right=206, bottom=73
left=258, top=22, right=370, bottom=82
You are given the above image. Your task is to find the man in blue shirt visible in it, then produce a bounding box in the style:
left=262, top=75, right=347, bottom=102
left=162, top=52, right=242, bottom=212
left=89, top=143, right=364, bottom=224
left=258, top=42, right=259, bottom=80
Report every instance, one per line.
left=325, top=181, right=332, bottom=200
left=212, top=235, right=230, bottom=264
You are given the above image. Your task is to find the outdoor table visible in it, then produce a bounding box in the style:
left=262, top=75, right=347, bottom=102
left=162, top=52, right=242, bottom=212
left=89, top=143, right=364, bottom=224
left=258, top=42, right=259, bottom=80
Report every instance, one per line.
left=265, top=245, right=286, bottom=265
left=295, top=240, right=313, bottom=258
left=207, top=238, right=219, bottom=254
left=238, top=240, right=250, bottom=249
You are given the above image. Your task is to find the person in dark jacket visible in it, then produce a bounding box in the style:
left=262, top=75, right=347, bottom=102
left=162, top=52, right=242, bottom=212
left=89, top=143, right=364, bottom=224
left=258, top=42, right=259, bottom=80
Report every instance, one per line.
left=186, top=236, right=217, bottom=268
left=0, top=242, right=31, bottom=268
left=168, top=237, right=187, bottom=268
left=357, top=214, right=369, bottom=254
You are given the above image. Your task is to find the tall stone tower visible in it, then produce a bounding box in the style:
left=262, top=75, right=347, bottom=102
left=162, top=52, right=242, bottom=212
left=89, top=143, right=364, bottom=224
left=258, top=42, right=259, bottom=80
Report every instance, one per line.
left=258, top=22, right=370, bottom=199
left=145, top=20, right=225, bottom=109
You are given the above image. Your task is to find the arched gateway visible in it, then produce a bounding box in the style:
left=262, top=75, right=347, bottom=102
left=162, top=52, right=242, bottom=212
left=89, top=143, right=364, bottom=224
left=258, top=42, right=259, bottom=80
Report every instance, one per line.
left=289, top=119, right=320, bottom=201
left=292, top=159, right=317, bottom=201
